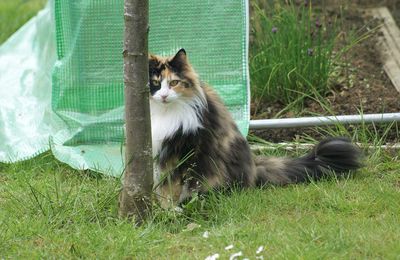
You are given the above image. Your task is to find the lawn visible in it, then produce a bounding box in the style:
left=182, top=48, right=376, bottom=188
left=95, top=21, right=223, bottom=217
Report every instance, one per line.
left=1, top=150, right=399, bottom=259
left=0, top=0, right=47, bottom=43
left=1, top=1, right=400, bottom=259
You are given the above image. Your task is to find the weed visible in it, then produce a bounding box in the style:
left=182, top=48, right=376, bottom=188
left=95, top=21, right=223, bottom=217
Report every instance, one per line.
left=250, top=1, right=376, bottom=113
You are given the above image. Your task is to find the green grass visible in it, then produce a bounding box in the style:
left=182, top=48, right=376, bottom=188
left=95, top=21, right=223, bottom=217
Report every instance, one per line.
left=250, top=1, right=373, bottom=113
left=0, top=0, right=47, bottom=44
left=1, top=1, right=400, bottom=259
left=1, top=149, right=400, bottom=259
left=250, top=1, right=337, bottom=110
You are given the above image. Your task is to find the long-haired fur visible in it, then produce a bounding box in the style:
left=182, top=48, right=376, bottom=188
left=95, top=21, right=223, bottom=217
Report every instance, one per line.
left=147, top=49, right=362, bottom=208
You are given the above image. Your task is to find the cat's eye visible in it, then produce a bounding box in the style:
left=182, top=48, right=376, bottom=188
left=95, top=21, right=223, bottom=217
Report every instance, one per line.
left=151, top=79, right=160, bottom=86
left=169, top=80, right=180, bottom=87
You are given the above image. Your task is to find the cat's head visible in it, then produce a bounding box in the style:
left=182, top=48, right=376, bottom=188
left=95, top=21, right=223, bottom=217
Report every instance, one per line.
left=148, top=49, right=205, bottom=106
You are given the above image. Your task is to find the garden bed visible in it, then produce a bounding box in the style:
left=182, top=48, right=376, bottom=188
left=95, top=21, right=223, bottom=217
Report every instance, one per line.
left=250, top=1, right=400, bottom=143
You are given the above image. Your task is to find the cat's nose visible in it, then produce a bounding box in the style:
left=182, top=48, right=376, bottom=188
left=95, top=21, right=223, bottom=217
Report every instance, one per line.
left=161, top=95, right=168, bottom=100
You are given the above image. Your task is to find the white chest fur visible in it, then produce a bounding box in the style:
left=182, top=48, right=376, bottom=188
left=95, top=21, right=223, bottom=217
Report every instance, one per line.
left=150, top=98, right=204, bottom=157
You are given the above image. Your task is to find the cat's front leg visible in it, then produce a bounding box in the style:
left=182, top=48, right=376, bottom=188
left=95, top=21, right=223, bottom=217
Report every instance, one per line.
left=177, top=179, right=197, bottom=204
left=157, top=177, right=183, bottom=209
left=157, top=177, right=201, bottom=209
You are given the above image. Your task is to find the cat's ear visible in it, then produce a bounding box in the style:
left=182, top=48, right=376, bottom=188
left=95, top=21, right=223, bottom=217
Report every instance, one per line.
left=169, top=48, right=187, bottom=70
left=148, top=53, right=157, bottom=62
left=148, top=54, right=159, bottom=70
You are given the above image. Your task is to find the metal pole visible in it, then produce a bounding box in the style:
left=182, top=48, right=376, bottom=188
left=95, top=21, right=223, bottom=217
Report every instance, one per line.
left=249, top=113, right=400, bottom=129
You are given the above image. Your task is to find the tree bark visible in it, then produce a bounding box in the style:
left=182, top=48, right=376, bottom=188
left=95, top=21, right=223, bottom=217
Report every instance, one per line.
left=119, top=0, right=153, bottom=224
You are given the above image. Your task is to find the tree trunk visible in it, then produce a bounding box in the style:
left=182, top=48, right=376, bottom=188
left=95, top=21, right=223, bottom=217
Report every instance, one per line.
left=119, top=0, right=153, bottom=224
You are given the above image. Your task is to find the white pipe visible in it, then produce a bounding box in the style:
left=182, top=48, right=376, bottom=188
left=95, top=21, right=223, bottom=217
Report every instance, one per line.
left=249, top=113, right=400, bottom=129
left=250, top=142, right=400, bottom=151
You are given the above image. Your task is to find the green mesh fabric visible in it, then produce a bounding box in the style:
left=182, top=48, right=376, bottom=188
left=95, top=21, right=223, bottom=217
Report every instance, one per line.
left=50, top=0, right=249, bottom=175
left=53, top=0, right=249, bottom=140
left=52, top=0, right=249, bottom=175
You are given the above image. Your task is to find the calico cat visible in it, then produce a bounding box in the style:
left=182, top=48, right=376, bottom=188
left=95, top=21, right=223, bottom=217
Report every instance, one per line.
left=148, top=49, right=362, bottom=208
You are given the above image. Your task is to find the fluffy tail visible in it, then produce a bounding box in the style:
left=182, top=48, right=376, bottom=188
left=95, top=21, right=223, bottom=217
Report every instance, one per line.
left=254, top=137, right=362, bottom=186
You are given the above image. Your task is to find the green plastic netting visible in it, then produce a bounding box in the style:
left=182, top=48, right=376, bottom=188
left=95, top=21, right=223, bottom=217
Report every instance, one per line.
left=0, top=0, right=250, bottom=176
